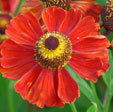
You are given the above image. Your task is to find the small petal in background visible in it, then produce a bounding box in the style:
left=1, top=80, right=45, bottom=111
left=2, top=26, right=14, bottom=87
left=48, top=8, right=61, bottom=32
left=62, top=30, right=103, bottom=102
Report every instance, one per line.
left=70, top=0, right=102, bottom=22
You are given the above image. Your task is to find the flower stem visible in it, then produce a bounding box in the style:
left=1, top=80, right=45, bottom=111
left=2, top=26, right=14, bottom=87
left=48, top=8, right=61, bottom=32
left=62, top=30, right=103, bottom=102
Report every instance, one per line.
left=14, top=0, right=26, bottom=16
left=7, top=92, right=15, bottom=112
left=6, top=80, right=15, bottom=112
left=103, top=93, right=112, bottom=112
left=69, top=102, right=77, bottom=112
left=90, top=82, right=102, bottom=111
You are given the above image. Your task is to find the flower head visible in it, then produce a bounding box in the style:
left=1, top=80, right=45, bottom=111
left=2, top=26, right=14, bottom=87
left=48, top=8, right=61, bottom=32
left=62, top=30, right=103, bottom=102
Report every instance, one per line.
left=21, top=0, right=101, bottom=21
left=0, top=0, right=19, bottom=42
left=1, top=7, right=109, bottom=108
left=0, top=13, right=11, bottom=42
left=101, top=0, right=113, bottom=32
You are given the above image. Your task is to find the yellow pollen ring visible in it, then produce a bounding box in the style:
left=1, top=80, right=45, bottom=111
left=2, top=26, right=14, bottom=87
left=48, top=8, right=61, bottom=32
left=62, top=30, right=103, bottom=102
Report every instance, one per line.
left=35, top=32, right=72, bottom=69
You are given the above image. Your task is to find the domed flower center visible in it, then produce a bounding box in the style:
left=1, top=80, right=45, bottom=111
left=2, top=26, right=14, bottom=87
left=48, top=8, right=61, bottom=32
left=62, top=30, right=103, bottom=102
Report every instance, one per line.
left=35, top=32, right=72, bottom=69
left=45, top=36, right=59, bottom=50
left=101, top=0, right=113, bottom=31
left=0, top=13, right=12, bottom=34
left=40, top=0, right=71, bottom=9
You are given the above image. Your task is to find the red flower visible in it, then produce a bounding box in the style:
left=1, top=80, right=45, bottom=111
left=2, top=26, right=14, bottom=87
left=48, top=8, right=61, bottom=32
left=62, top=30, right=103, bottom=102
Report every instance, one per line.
left=1, top=0, right=19, bottom=14
left=0, top=0, right=19, bottom=41
left=1, top=7, right=109, bottom=107
left=21, top=0, right=101, bottom=21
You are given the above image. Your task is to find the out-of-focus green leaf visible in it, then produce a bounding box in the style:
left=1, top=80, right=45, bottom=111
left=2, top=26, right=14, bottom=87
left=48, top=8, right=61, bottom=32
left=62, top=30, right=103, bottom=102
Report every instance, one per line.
left=14, top=0, right=26, bottom=16
left=65, top=65, right=95, bottom=102
left=28, top=104, right=71, bottom=112
left=103, top=50, right=113, bottom=95
left=87, top=103, right=97, bottom=112
left=95, top=0, right=107, bottom=6
left=0, top=75, right=9, bottom=112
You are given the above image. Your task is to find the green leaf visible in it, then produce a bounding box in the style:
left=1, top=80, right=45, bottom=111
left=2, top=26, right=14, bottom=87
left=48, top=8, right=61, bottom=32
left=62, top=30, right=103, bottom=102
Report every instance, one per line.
left=14, top=0, right=26, bottom=16
left=103, top=50, right=113, bottom=95
left=87, top=103, right=97, bottom=112
left=95, top=0, right=107, bottom=6
left=65, top=65, right=95, bottom=102
left=0, top=75, right=9, bottom=112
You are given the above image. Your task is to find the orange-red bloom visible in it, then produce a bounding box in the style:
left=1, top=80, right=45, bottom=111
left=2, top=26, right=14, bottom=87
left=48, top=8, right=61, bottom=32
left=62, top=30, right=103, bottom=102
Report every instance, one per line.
left=1, top=7, right=109, bottom=107
left=21, top=0, right=101, bottom=21
left=0, top=0, right=19, bottom=40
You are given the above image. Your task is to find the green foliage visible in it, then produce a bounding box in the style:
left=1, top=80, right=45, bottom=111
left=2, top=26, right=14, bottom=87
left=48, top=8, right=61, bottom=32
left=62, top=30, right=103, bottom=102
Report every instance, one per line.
left=95, top=0, right=107, bottom=6
left=87, top=103, right=97, bottom=112
left=103, top=50, right=113, bottom=95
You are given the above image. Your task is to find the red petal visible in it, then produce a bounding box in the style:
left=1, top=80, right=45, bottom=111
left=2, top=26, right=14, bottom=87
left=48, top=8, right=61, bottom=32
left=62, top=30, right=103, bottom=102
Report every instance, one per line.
left=2, top=56, right=33, bottom=68
left=70, top=1, right=101, bottom=22
left=24, top=12, right=43, bottom=39
left=1, top=40, right=37, bottom=80
left=72, top=36, right=110, bottom=52
left=6, top=12, right=43, bottom=45
left=53, top=70, right=64, bottom=107
left=1, top=0, right=10, bottom=12
left=58, top=68, right=80, bottom=103
left=60, top=9, right=81, bottom=35
left=2, top=59, right=37, bottom=80
left=28, top=69, right=57, bottom=108
left=42, top=6, right=66, bottom=32
left=22, top=0, right=40, bottom=8
left=71, top=36, right=109, bottom=76
left=72, top=50, right=109, bottom=76
left=69, top=53, right=103, bottom=82
left=9, top=0, right=19, bottom=14
left=21, top=0, right=43, bottom=18
left=15, top=65, right=42, bottom=99
left=1, top=40, right=34, bottom=68
left=1, top=40, right=34, bottom=58
left=68, top=16, right=100, bottom=43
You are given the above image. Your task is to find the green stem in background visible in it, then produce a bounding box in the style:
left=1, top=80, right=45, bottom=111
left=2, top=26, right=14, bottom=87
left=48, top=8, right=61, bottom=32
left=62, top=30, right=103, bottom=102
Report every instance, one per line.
left=69, top=102, right=77, bottom=112
left=5, top=80, right=15, bottom=112
left=7, top=91, right=15, bottom=112
left=14, top=0, right=26, bottom=16
left=90, top=82, right=102, bottom=111
left=103, top=92, right=112, bottom=112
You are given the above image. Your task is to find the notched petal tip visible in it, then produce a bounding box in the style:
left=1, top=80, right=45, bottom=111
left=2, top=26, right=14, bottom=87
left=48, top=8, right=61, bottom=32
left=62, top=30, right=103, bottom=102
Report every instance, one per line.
left=42, top=6, right=66, bottom=32
left=58, top=68, right=80, bottom=103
